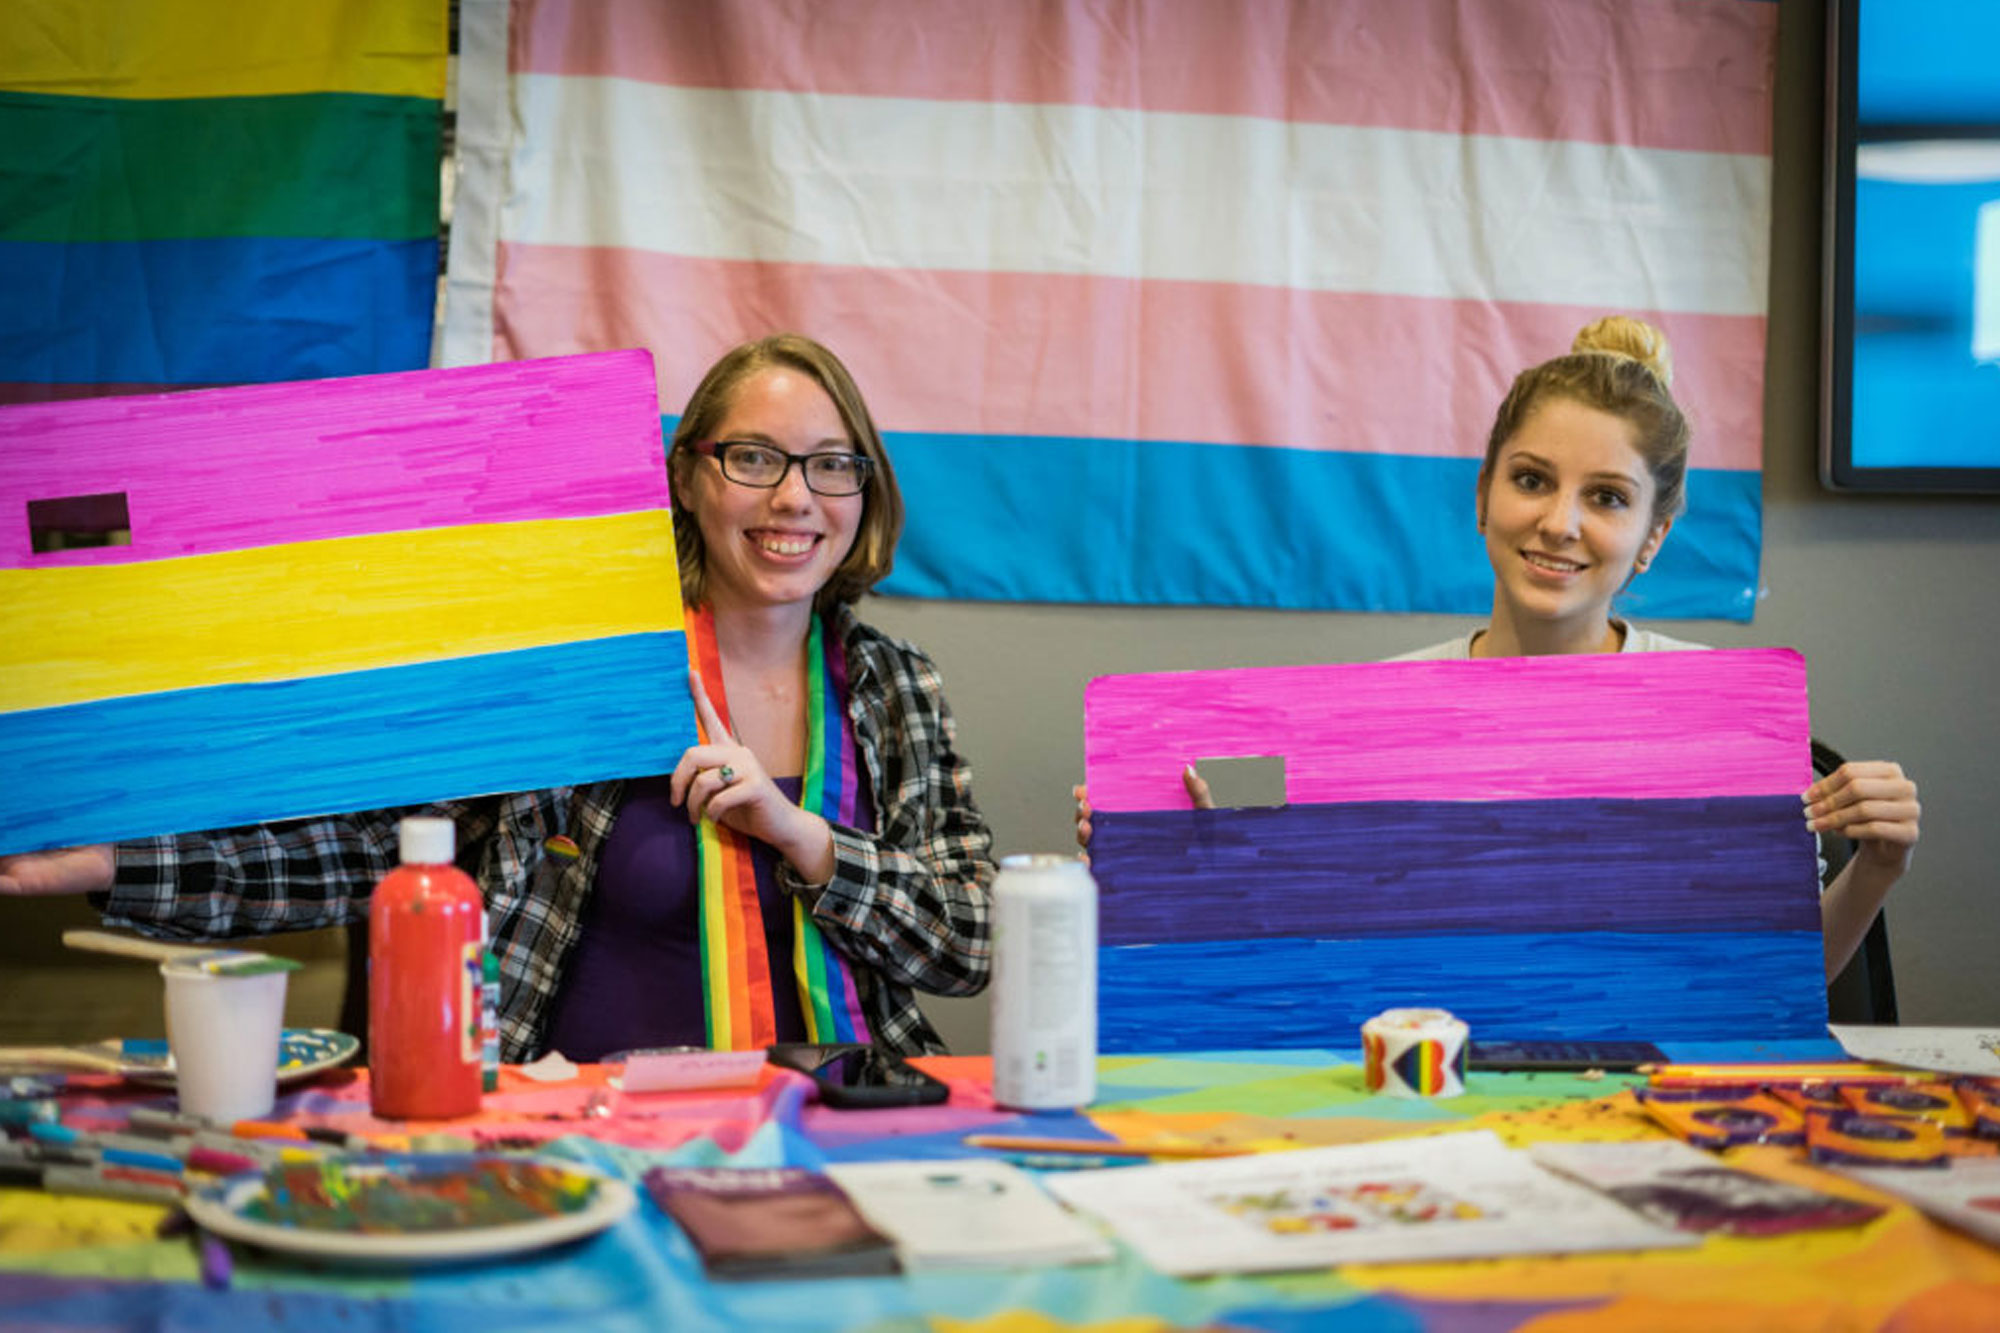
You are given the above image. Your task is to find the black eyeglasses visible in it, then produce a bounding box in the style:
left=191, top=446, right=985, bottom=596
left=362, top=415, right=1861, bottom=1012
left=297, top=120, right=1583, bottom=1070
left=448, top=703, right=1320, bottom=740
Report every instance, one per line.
left=693, top=440, right=874, bottom=496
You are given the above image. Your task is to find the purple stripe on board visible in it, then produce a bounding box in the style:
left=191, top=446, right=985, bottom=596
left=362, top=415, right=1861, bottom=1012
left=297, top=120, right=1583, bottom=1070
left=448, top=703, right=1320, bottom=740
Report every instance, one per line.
left=1084, top=649, right=1808, bottom=808
left=1091, top=796, right=1821, bottom=945
left=0, top=349, right=666, bottom=568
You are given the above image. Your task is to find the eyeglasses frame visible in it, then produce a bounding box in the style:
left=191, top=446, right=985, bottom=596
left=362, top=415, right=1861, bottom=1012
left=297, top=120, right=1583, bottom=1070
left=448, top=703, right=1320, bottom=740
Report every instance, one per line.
left=692, top=439, right=876, bottom=497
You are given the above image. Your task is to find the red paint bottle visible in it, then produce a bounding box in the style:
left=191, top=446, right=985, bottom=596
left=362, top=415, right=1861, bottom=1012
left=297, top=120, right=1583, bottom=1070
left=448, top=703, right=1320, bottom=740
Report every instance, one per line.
left=369, top=817, right=484, bottom=1119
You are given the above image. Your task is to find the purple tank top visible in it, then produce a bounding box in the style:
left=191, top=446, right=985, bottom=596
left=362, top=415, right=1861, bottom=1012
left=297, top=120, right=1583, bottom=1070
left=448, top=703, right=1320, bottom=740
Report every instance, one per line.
left=542, top=775, right=873, bottom=1061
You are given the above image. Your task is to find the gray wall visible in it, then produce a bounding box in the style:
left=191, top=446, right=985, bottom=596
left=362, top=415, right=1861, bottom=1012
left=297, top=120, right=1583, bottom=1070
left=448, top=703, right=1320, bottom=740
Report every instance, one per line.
left=886, top=0, right=1998, bottom=1054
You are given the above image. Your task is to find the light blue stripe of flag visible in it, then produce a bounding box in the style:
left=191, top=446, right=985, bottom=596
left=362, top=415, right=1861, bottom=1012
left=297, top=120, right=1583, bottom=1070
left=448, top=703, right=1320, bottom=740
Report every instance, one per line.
left=877, top=432, right=1760, bottom=619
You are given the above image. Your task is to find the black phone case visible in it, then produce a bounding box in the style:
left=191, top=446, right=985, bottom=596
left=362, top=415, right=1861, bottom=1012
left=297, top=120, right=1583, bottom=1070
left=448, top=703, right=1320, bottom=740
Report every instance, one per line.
left=1465, top=1040, right=1667, bottom=1071
left=766, top=1042, right=950, bottom=1109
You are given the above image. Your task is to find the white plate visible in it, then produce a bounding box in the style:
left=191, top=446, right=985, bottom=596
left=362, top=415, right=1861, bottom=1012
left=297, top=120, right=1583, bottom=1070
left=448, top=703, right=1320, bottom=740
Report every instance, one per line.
left=123, top=1028, right=360, bottom=1087
left=183, top=1155, right=637, bottom=1266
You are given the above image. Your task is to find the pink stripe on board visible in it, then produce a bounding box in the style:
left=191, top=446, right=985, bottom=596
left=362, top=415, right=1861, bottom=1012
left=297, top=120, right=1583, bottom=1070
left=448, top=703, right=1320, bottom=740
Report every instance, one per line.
left=515, top=0, right=1775, bottom=157
left=494, top=246, right=1765, bottom=473
left=0, top=350, right=666, bottom=568
left=1084, top=648, right=1809, bottom=810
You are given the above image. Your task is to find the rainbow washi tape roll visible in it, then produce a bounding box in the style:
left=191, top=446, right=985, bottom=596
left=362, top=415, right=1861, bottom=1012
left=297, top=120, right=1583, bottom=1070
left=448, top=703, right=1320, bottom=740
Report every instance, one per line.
left=1362, top=1007, right=1470, bottom=1099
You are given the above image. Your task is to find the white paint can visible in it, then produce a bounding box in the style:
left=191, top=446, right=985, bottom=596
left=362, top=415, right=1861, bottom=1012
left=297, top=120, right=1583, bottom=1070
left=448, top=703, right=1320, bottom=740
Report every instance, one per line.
left=990, top=853, right=1098, bottom=1110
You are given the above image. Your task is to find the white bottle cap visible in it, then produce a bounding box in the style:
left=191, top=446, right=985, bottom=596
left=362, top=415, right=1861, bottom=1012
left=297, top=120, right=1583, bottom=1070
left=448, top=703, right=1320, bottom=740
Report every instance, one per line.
left=398, top=816, right=456, bottom=866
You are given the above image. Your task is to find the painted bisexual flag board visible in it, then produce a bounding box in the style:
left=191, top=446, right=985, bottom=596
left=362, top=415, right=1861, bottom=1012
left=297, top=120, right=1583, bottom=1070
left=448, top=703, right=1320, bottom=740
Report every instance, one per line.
left=0, top=349, right=692, bottom=855
left=441, top=0, right=1773, bottom=619
left=1084, top=649, right=1824, bottom=1050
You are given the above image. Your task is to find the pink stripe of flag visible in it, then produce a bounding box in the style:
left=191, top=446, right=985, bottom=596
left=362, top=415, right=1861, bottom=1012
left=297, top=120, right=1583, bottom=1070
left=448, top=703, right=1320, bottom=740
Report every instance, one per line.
left=516, top=0, right=1775, bottom=156
left=497, top=247, right=1765, bottom=473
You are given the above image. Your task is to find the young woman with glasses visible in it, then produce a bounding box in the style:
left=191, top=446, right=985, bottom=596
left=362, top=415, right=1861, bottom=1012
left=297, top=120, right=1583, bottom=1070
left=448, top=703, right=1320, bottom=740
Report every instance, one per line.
left=2, top=334, right=995, bottom=1062
left=1077, top=317, right=1918, bottom=979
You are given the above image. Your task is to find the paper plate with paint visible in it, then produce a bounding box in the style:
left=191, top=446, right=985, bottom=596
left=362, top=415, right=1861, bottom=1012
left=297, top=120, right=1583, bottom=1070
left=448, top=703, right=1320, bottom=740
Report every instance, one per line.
left=184, top=1154, right=638, bottom=1265
left=123, top=1028, right=361, bottom=1087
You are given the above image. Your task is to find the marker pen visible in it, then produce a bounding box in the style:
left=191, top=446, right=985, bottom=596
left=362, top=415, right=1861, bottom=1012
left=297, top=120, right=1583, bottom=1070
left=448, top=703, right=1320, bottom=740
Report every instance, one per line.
left=41, top=1162, right=185, bottom=1205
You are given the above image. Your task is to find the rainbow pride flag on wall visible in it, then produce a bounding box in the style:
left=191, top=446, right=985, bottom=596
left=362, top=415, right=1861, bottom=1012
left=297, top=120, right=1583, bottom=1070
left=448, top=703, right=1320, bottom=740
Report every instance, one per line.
left=0, top=1, right=446, bottom=405
left=0, top=350, right=691, bottom=855
left=442, top=0, right=1774, bottom=617
left=1085, top=649, right=1824, bottom=1049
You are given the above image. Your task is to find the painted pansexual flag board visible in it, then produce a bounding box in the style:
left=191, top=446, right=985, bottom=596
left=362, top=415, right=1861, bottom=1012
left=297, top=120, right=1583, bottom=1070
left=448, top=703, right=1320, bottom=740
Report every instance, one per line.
left=441, top=0, right=1773, bottom=618
left=0, top=1, right=446, bottom=404
left=1084, top=649, right=1824, bottom=1051
left=0, top=349, right=693, bottom=856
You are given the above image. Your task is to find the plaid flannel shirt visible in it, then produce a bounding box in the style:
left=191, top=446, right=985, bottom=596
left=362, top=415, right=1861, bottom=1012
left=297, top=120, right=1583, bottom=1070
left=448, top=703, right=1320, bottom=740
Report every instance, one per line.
left=102, top=605, right=995, bottom=1060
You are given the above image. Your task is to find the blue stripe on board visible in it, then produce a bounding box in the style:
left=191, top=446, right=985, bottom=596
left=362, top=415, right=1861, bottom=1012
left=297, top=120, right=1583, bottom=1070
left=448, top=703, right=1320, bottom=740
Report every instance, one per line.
left=0, top=634, right=693, bottom=854
left=0, top=236, right=435, bottom=386
left=1100, top=931, right=1829, bottom=1051
left=1092, top=797, right=1820, bottom=944
left=876, top=431, right=1760, bottom=619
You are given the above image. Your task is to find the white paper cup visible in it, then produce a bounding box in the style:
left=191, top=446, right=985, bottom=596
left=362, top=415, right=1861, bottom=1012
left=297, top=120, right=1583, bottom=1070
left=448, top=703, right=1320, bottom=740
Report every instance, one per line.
left=160, top=960, right=288, bottom=1122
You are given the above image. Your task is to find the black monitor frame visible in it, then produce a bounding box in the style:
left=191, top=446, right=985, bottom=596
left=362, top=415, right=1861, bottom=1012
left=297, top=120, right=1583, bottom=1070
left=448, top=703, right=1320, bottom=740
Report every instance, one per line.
left=1819, top=0, right=2000, bottom=494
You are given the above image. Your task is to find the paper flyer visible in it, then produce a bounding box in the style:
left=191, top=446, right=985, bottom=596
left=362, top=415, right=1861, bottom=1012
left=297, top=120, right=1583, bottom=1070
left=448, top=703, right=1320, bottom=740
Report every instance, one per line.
left=826, top=1159, right=1114, bottom=1268
left=1828, top=1025, right=2000, bottom=1077
left=1042, top=1131, right=1695, bottom=1276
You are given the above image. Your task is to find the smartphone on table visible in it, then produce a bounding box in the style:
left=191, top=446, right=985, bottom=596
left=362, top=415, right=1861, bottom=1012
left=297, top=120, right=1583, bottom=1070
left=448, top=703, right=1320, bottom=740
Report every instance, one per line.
left=1465, top=1040, right=1669, bottom=1072
left=766, top=1042, right=950, bottom=1109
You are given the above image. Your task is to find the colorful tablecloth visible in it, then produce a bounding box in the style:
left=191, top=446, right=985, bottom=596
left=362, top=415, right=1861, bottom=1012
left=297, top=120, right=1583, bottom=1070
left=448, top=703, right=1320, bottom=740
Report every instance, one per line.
left=5, top=1044, right=2000, bottom=1331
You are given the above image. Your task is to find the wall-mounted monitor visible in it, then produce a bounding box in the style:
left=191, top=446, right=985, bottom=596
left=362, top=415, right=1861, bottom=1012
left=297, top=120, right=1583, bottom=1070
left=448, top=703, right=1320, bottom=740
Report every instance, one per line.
left=1821, top=0, right=2000, bottom=493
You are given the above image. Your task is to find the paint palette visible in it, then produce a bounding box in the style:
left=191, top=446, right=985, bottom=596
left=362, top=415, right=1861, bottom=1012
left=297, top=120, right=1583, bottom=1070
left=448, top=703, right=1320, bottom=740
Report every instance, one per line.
left=184, top=1155, right=637, bottom=1265
left=0, top=1028, right=358, bottom=1082
left=122, top=1028, right=360, bottom=1087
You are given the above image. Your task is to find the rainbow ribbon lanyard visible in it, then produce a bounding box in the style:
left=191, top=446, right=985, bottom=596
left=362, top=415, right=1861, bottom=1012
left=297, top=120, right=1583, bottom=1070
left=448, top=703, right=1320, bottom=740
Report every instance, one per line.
left=687, top=605, right=872, bottom=1049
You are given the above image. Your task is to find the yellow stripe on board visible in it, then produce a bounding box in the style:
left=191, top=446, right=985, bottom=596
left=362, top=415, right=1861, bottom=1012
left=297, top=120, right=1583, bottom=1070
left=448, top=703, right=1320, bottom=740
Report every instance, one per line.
left=0, top=1, right=446, bottom=101
left=1, top=512, right=683, bottom=712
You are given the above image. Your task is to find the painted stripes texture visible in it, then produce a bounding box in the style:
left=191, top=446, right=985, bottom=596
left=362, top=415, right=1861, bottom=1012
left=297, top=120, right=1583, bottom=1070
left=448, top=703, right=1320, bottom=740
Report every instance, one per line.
left=0, top=350, right=689, bottom=855
left=1101, top=933, right=1829, bottom=1051
left=1, top=512, right=679, bottom=712
left=6, top=635, right=691, bottom=855
left=1085, top=649, right=1809, bottom=811
left=0, top=0, right=446, bottom=399
left=1090, top=797, right=1820, bottom=945
left=0, top=350, right=666, bottom=568
left=445, top=0, right=1775, bottom=616
left=1083, top=651, right=1824, bottom=1046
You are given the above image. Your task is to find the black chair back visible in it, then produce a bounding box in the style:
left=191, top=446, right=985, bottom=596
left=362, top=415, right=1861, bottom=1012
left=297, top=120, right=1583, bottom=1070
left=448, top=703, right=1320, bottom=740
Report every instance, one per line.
left=1815, top=739, right=1898, bottom=1025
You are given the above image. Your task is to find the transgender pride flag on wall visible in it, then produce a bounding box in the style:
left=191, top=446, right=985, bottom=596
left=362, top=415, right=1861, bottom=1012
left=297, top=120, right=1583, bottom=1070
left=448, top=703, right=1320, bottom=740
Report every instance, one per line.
left=442, top=0, right=1775, bottom=617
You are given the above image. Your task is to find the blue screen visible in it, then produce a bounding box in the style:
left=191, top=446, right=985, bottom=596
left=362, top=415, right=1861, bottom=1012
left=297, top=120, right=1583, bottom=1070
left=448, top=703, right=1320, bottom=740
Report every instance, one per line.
left=1847, top=0, right=2000, bottom=472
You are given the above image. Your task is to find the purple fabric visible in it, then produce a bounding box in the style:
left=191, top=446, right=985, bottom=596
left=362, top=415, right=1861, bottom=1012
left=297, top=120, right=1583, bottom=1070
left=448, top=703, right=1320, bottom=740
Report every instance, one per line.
left=543, top=775, right=875, bottom=1061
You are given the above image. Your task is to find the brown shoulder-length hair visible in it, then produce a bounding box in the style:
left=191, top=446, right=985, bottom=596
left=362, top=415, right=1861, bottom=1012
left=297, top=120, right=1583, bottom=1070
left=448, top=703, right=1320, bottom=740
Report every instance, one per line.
left=665, top=333, right=905, bottom=612
left=1479, top=315, right=1690, bottom=524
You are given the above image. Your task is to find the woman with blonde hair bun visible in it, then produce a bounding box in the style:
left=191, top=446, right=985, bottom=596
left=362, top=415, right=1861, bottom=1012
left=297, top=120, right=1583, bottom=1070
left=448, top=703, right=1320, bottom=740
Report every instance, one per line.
left=1394, top=315, right=1919, bottom=978
left=1080, top=315, right=1922, bottom=980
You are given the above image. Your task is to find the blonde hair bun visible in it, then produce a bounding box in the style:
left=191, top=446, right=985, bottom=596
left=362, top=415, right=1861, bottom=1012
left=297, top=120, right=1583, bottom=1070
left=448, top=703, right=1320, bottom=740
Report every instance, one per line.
left=1571, top=315, right=1672, bottom=387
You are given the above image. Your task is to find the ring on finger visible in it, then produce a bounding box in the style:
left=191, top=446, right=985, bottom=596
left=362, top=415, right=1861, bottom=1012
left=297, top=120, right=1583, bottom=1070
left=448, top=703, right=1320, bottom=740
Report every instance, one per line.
left=717, top=765, right=737, bottom=786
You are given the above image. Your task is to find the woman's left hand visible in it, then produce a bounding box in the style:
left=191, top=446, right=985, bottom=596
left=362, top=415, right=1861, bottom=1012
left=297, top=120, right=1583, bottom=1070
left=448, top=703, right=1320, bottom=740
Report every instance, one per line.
left=1805, top=760, right=1920, bottom=874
